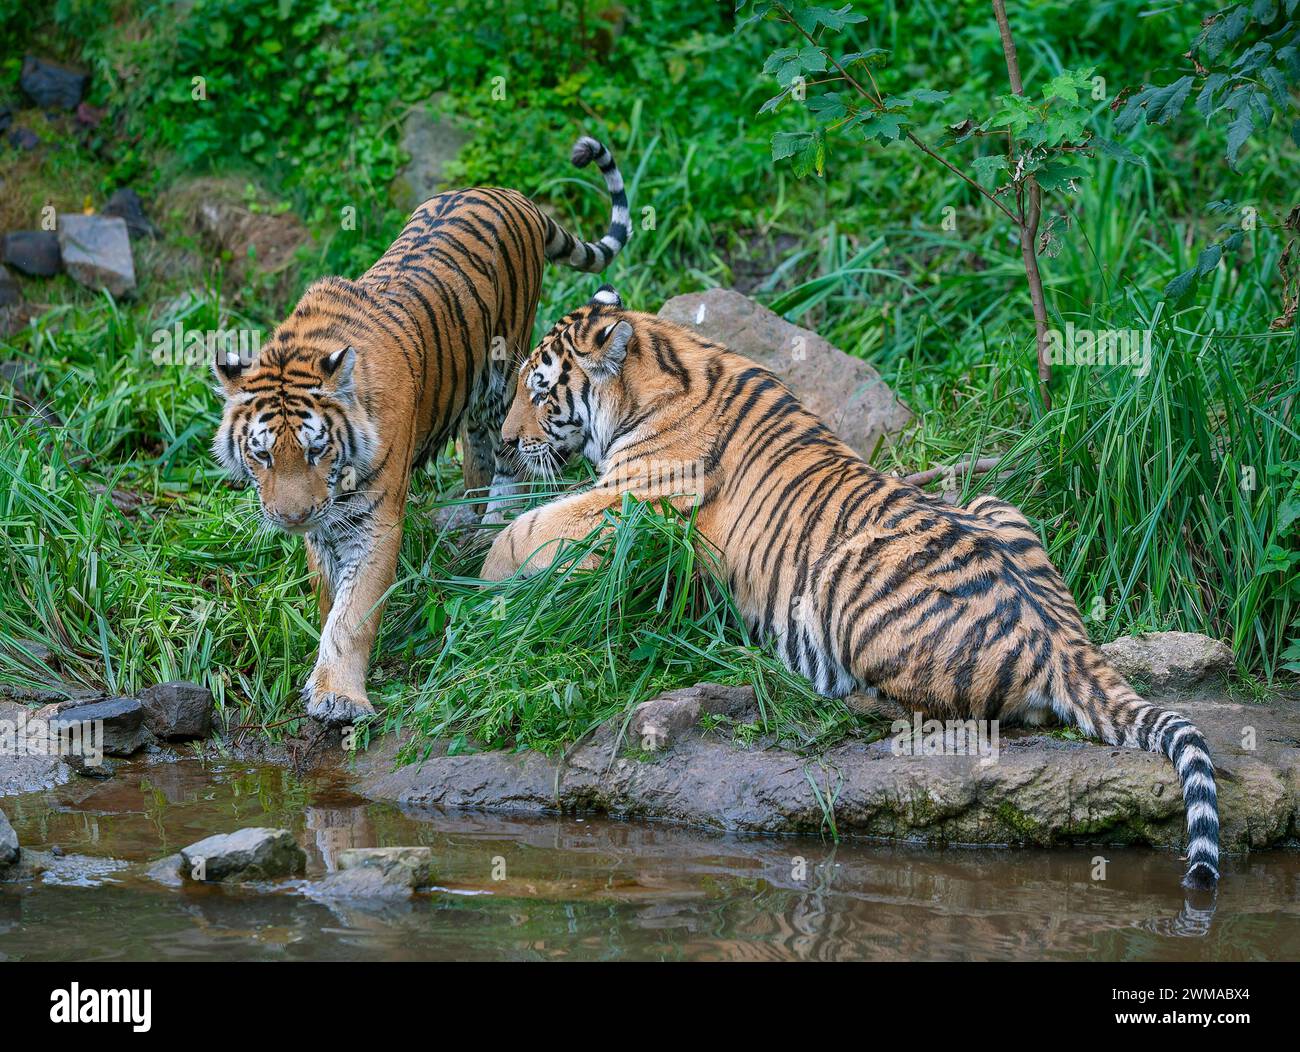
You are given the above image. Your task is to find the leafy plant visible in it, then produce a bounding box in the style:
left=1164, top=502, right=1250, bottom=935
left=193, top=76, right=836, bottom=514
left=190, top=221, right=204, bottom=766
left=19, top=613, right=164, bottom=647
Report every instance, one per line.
left=740, top=0, right=1138, bottom=407
left=1116, top=1, right=1300, bottom=302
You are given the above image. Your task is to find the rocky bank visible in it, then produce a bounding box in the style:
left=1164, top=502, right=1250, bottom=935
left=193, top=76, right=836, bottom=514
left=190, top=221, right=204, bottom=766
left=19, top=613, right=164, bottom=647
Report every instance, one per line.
left=355, top=636, right=1300, bottom=858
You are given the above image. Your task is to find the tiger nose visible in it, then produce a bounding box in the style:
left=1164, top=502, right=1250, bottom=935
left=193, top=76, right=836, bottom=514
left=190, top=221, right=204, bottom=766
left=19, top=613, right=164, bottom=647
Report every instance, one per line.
left=277, top=508, right=311, bottom=525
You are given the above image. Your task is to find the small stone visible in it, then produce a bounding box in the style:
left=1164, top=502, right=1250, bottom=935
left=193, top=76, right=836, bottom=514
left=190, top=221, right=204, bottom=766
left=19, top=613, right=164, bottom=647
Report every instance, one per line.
left=144, top=853, right=185, bottom=888
left=103, top=188, right=159, bottom=241
left=66, top=753, right=116, bottom=779
left=57, top=214, right=136, bottom=297
left=310, top=846, right=434, bottom=898
left=47, top=697, right=152, bottom=757
left=0, top=264, right=19, bottom=307
left=74, top=101, right=104, bottom=128
left=1101, top=632, right=1235, bottom=691
left=0, top=808, right=18, bottom=869
left=138, top=681, right=213, bottom=741
left=180, top=828, right=305, bottom=882
left=2, top=231, right=62, bottom=278
left=20, top=55, right=88, bottom=110
left=338, top=846, right=434, bottom=886
left=628, top=682, right=756, bottom=751
left=7, top=127, right=39, bottom=151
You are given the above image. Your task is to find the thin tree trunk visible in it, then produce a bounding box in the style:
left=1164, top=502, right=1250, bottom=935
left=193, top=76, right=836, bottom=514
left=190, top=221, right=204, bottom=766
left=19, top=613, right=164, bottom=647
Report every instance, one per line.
left=992, top=0, right=1053, bottom=409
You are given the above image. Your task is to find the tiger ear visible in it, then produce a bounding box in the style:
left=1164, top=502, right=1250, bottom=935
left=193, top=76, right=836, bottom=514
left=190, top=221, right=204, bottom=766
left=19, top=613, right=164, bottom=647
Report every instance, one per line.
left=580, top=320, right=633, bottom=381
left=321, top=346, right=357, bottom=401
left=589, top=284, right=622, bottom=308
left=212, top=345, right=250, bottom=396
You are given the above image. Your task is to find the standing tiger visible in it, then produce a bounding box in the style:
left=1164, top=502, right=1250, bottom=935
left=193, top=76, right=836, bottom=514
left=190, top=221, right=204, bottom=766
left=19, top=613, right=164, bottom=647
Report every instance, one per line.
left=482, top=285, right=1221, bottom=889
left=211, top=137, right=629, bottom=727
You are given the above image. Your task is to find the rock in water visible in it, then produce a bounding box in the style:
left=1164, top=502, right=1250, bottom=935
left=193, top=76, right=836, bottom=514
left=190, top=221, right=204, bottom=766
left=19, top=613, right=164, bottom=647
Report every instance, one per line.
left=0, top=808, right=18, bottom=869
left=20, top=56, right=88, bottom=110
left=103, top=188, right=160, bottom=241
left=180, top=828, right=306, bottom=882
left=658, top=289, right=912, bottom=459
left=2, top=231, right=62, bottom=278
left=309, top=846, right=434, bottom=898
left=46, top=697, right=152, bottom=757
left=57, top=215, right=136, bottom=297
left=1100, top=632, right=1235, bottom=691
left=143, top=853, right=185, bottom=888
left=138, top=681, right=213, bottom=741
left=338, top=846, right=434, bottom=884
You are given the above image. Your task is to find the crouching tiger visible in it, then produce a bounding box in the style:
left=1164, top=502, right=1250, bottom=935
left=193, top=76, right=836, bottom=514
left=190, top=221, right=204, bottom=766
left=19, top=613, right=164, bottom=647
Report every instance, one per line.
left=481, top=285, right=1221, bottom=889
left=212, top=137, right=629, bottom=727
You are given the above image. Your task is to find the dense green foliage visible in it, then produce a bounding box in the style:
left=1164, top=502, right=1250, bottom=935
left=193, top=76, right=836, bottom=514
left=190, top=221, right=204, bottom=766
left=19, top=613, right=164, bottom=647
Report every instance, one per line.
left=0, top=1, right=1297, bottom=754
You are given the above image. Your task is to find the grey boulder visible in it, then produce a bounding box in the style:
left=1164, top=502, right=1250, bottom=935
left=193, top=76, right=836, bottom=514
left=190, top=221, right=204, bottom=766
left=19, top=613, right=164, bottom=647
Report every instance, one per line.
left=57, top=214, right=136, bottom=298
left=2, top=231, right=61, bottom=278
left=309, top=847, right=435, bottom=898
left=45, top=697, right=151, bottom=757
left=0, top=808, right=18, bottom=869
left=1100, top=632, right=1234, bottom=691
left=20, top=56, right=88, bottom=110
left=180, top=828, right=306, bottom=882
left=658, top=288, right=912, bottom=459
left=138, top=681, right=213, bottom=741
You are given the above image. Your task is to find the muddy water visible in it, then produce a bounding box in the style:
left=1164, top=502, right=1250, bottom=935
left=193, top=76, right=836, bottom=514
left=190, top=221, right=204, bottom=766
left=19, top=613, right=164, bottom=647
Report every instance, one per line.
left=1, top=756, right=1298, bottom=961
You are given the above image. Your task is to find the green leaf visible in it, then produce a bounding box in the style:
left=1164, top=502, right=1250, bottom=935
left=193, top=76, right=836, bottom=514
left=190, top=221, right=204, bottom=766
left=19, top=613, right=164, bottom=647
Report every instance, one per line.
left=1042, top=68, right=1093, bottom=104
left=856, top=111, right=907, bottom=144
left=1035, top=161, right=1088, bottom=192
left=792, top=4, right=867, bottom=34
left=1195, top=243, right=1223, bottom=276
left=807, top=92, right=848, bottom=122
left=1164, top=266, right=1198, bottom=300
left=1226, top=106, right=1255, bottom=167
left=971, top=154, right=1008, bottom=186
left=1292, top=117, right=1300, bottom=147
left=1093, top=134, right=1146, bottom=166
left=772, top=128, right=826, bottom=177
left=1117, top=77, right=1194, bottom=132
left=840, top=48, right=889, bottom=67
left=1195, top=73, right=1229, bottom=118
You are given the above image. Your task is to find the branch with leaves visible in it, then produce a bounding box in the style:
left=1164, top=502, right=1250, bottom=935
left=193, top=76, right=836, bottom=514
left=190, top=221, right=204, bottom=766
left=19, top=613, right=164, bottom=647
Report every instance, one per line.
left=741, top=0, right=1140, bottom=408
left=1115, top=1, right=1300, bottom=305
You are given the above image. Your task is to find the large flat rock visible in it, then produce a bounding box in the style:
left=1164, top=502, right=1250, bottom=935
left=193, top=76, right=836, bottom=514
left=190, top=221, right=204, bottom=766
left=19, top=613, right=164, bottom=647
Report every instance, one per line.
left=658, top=289, right=911, bottom=459
left=356, top=689, right=1300, bottom=856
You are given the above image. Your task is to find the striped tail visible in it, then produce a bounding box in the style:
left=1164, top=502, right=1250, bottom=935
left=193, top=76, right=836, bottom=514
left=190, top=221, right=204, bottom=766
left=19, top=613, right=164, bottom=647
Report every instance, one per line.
left=544, top=135, right=630, bottom=273
left=1142, top=706, right=1221, bottom=889
left=1084, top=675, right=1221, bottom=889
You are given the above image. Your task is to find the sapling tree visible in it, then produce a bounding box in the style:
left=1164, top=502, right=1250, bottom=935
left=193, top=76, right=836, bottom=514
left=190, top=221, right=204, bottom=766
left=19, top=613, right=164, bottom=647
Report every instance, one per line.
left=739, top=0, right=1138, bottom=409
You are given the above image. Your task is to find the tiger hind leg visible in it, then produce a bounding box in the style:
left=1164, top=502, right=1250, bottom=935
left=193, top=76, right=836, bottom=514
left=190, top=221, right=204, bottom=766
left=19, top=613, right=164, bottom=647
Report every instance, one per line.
left=462, top=353, right=526, bottom=523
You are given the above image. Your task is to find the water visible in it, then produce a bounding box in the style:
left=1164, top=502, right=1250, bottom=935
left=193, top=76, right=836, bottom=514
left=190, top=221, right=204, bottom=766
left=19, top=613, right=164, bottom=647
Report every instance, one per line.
left=2, top=756, right=1298, bottom=961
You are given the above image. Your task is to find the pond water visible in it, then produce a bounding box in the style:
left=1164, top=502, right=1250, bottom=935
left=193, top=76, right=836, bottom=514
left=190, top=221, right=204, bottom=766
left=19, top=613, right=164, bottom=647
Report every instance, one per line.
left=2, top=756, right=1298, bottom=961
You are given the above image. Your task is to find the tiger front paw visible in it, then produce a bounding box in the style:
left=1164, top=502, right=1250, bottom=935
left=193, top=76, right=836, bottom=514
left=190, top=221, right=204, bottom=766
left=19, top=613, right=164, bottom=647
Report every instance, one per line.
left=479, top=544, right=519, bottom=582
left=302, top=677, right=376, bottom=727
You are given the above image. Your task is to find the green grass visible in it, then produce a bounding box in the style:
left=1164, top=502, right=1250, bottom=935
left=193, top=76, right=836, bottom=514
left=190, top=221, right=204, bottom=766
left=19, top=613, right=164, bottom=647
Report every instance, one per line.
left=0, top=0, right=1297, bottom=756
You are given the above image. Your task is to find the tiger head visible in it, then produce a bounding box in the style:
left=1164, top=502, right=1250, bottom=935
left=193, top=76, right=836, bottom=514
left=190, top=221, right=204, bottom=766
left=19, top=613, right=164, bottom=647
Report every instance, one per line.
left=499, top=284, right=636, bottom=478
left=211, top=279, right=376, bottom=536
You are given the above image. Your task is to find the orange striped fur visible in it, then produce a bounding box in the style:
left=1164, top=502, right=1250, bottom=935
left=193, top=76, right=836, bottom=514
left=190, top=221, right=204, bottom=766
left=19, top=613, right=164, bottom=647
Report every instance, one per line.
left=484, top=286, right=1221, bottom=889
left=212, top=137, right=629, bottom=725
